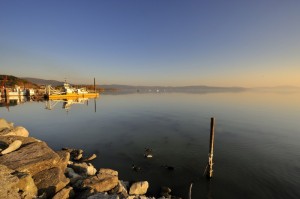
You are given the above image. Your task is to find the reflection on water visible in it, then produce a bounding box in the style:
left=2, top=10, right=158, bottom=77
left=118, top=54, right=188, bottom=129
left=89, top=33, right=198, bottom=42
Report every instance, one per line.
left=1, top=91, right=300, bottom=198
left=0, top=96, right=31, bottom=111
left=45, top=98, right=92, bottom=112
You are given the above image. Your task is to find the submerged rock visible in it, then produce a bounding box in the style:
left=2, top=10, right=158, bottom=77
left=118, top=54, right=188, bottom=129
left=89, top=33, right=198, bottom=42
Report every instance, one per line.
left=144, top=148, right=153, bottom=159
left=160, top=186, right=172, bottom=198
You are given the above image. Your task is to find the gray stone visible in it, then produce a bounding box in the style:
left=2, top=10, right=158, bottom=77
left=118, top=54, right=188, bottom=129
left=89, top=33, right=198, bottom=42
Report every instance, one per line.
left=88, top=192, right=119, bottom=199
left=69, top=162, right=97, bottom=176
left=129, top=181, right=149, bottom=195
left=66, top=167, right=81, bottom=179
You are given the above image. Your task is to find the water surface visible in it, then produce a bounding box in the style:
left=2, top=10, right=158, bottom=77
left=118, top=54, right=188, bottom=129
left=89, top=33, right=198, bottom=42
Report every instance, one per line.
left=1, top=92, right=300, bottom=198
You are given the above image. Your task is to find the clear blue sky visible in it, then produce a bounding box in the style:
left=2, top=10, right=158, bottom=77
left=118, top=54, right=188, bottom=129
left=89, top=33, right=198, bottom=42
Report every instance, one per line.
left=1, top=0, right=299, bottom=86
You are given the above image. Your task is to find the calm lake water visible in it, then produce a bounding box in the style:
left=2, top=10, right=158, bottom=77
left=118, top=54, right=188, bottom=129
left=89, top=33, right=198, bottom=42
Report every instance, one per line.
left=1, top=91, right=300, bottom=199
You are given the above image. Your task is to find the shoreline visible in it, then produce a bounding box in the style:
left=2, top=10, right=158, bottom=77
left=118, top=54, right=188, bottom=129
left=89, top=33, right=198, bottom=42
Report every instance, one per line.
left=0, top=118, right=181, bottom=199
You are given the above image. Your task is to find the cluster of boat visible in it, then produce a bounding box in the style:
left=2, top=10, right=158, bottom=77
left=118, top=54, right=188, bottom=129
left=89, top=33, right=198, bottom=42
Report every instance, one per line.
left=44, top=81, right=99, bottom=100
left=0, top=85, right=35, bottom=99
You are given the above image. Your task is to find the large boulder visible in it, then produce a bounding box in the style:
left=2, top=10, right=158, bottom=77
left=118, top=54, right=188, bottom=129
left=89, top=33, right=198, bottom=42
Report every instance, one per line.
left=0, top=164, right=37, bottom=199
left=82, top=168, right=119, bottom=192
left=129, top=181, right=149, bottom=195
left=0, top=141, right=60, bottom=175
left=33, top=167, right=70, bottom=198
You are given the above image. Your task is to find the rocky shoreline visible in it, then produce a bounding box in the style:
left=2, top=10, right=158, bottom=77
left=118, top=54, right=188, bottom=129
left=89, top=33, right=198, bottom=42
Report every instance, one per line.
left=0, top=118, right=181, bottom=199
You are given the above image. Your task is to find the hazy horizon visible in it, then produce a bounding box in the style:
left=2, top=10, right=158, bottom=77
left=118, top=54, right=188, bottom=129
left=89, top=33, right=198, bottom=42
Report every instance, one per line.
left=1, top=1, right=300, bottom=87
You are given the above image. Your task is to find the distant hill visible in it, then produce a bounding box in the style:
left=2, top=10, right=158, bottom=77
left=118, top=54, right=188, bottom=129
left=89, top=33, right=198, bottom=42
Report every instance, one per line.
left=0, top=75, right=38, bottom=88
left=22, top=77, right=64, bottom=87
left=97, top=84, right=247, bottom=93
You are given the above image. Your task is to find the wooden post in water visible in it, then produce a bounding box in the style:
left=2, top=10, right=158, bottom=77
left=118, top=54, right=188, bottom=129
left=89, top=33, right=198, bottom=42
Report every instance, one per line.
left=94, top=78, right=96, bottom=93
left=207, top=117, right=215, bottom=178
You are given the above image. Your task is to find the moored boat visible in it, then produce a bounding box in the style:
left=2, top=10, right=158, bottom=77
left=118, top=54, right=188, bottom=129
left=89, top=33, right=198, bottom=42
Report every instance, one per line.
left=44, top=81, right=99, bottom=100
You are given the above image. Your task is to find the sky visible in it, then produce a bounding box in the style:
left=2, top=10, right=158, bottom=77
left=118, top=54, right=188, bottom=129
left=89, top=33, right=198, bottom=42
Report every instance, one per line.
left=0, top=0, right=299, bottom=87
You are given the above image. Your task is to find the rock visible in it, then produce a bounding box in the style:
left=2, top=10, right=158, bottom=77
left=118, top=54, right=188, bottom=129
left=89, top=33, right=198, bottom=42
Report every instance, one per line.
left=75, top=188, right=95, bottom=199
left=160, top=186, right=171, bottom=198
left=88, top=192, right=119, bottom=199
left=1, top=140, right=22, bottom=155
left=66, top=167, right=81, bottom=179
left=14, top=171, right=38, bottom=199
left=56, top=150, right=70, bottom=172
left=144, top=148, right=153, bottom=158
left=83, top=153, right=97, bottom=161
left=0, top=128, right=12, bottom=136
left=52, top=186, right=74, bottom=199
left=109, top=180, right=129, bottom=197
left=129, top=181, right=149, bottom=195
left=69, top=162, right=97, bottom=176
left=65, top=167, right=83, bottom=186
left=82, top=168, right=119, bottom=192
left=0, top=164, right=21, bottom=199
left=0, top=164, right=38, bottom=199
left=99, top=168, right=118, bottom=176
left=126, top=196, right=137, bottom=199
left=70, top=149, right=84, bottom=161
left=33, top=167, right=70, bottom=198
left=0, top=135, right=41, bottom=146
left=0, top=141, right=60, bottom=175
left=7, top=126, right=29, bottom=137
left=0, top=118, right=13, bottom=131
